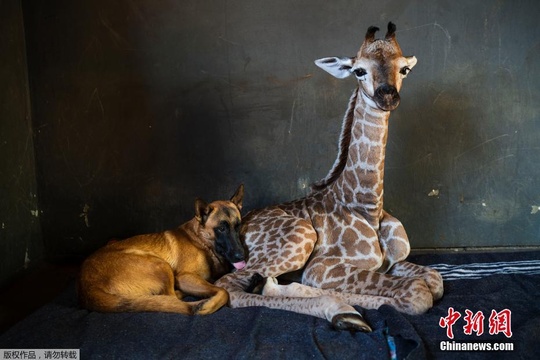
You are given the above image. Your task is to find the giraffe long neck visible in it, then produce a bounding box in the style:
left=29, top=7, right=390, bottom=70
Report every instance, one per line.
left=322, top=87, right=391, bottom=227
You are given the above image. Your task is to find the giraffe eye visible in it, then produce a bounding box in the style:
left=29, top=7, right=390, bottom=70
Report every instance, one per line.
left=353, top=68, right=367, bottom=78
left=400, top=66, right=411, bottom=76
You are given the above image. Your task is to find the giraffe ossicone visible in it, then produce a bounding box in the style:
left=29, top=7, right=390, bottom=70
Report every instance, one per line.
left=216, top=22, right=443, bottom=332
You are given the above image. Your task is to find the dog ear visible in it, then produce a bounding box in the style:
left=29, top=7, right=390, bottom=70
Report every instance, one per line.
left=195, top=198, right=210, bottom=224
left=230, top=184, right=244, bottom=210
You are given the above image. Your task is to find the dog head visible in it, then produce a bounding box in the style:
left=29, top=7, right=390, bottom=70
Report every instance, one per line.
left=195, top=184, right=246, bottom=270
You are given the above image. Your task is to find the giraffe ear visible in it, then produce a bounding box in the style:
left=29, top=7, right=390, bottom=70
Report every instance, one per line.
left=405, top=56, right=417, bottom=70
left=315, top=57, right=355, bottom=79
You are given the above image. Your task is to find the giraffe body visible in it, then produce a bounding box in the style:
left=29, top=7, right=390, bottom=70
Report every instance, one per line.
left=216, top=23, right=443, bottom=331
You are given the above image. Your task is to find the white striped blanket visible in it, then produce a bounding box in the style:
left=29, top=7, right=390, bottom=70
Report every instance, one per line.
left=428, top=259, right=540, bottom=281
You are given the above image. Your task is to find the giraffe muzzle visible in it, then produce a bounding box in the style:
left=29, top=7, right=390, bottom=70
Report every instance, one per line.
left=374, top=84, right=400, bottom=111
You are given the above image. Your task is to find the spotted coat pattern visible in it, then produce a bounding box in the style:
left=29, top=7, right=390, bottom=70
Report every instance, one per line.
left=216, top=23, right=443, bottom=329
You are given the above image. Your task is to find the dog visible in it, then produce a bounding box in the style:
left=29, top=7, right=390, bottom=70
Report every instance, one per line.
left=78, top=185, right=246, bottom=315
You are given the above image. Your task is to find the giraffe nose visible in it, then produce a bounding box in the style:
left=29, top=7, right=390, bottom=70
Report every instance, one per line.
left=374, top=84, right=400, bottom=111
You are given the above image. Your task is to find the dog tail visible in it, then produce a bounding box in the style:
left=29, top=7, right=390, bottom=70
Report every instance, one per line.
left=120, top=295, right=196, bottom=314
left=80, top=288, right=195, bottom=315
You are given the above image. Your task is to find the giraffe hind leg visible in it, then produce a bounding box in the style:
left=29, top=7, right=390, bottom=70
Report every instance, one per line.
left=378, top=211, right=443, bottom=300
left=388, top=261, right=444, bottom=300
left=220, top=209, right=372, bottom=331
left=299, top=262, right=435, bottom=315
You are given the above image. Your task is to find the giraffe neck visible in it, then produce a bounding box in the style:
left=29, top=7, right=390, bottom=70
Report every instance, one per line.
left=325, top=86, right=391, bottom=227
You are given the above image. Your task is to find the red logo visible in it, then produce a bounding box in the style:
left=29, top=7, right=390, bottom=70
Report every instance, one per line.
left=488, top=309, right=513, bottom=338
left=463, top=309, right=485, bottom=336
left=439, top=308, right=512, bottom=339
left=439, top=307, right=461, bottom=339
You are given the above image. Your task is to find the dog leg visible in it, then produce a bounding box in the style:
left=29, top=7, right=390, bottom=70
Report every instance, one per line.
left=176, top=273, right=229, bottom=315
left=175, top=290, right=184, bottom=300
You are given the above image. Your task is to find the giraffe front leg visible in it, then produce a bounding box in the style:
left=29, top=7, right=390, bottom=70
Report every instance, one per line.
left=262, top=277, right=371, bottom=332
left=263, top=276, right=393, bottom=312
left=217, top=272, right=372, bottom=332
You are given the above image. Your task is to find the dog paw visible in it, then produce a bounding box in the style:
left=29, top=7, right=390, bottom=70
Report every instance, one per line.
left=245, top=273, right=266, bottom=294
left=194, top=298, right=226, bottom=316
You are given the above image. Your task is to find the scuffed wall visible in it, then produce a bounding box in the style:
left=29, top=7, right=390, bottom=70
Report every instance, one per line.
left=0, top=0, right=42, bottom=286
left=19, top=0, right=540, bottom=260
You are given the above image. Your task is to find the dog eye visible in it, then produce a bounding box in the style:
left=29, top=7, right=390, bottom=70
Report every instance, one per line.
left=353, top=68, right=367, bottom=78
left=400, top=66, right=411, bottom=76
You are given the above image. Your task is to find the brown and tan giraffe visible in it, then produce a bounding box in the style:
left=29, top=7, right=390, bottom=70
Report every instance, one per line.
left=215, top=22, right=443, bottom=331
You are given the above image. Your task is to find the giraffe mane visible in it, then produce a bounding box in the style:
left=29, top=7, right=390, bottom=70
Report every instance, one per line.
left=311, top=89, right=358, bottom=191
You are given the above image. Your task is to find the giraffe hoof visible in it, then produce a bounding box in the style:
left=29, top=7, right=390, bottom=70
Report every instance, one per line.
left=332, top=313, right=372, bottom=332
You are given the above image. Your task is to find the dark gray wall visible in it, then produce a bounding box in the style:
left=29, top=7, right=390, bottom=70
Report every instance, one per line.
left=0, top=0, right=42, bottom=286
left=22, top=0, right=539, bottom=259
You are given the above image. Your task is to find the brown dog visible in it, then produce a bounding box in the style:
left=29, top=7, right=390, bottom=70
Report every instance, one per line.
left=78, top=185, right=246, bottom=315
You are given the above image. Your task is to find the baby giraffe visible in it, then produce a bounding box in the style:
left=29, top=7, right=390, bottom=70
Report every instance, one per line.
left=215, top=23, right=443, bottom=331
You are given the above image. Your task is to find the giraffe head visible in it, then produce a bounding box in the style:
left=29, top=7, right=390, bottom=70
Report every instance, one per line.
left=315, top=22, right=417, bottom=111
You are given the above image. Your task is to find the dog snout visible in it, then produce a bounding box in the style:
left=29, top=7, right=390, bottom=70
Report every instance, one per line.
left=232, top=250, right=245, bottom=262
left=230, top=236, right=246, bottom=261
left=223, top=231, right=246, bottom=263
